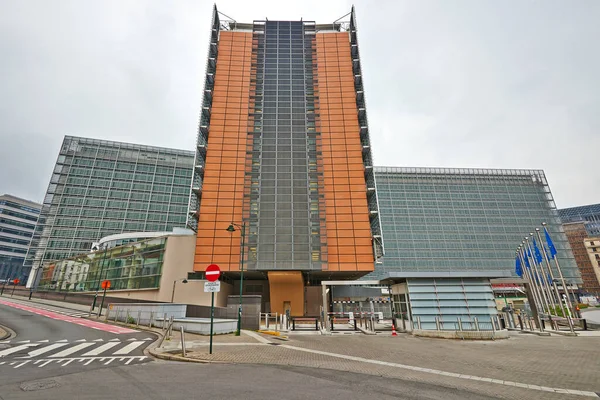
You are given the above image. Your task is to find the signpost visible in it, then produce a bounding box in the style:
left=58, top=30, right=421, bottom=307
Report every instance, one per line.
left=204, top=264, right=221, bottom=354
left=97, top=280, right=111, bottom=317
left=11, top=279, right=19, bottom=297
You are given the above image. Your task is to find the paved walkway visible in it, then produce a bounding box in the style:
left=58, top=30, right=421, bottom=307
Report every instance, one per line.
left=583, top=308, right=600, bottom=324
left=153, top=331, right=600, bottom=399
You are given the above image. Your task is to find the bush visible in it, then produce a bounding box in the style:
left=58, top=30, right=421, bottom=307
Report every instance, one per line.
left=577, top=303, right=589, bottom=310
left=127, top=316, right=136, bottom=324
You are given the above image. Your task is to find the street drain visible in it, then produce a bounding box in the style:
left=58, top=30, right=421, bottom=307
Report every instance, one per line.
left=20, top=379, right=61, bottom=392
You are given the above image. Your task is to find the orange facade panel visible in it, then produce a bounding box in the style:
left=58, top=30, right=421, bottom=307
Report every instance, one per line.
left=316, top=32, right=374, bottom=273
left=194, top=31, right=252, bottom=273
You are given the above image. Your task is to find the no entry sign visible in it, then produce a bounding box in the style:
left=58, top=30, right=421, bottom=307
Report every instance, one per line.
left=205, top=264, right=221, bottom=282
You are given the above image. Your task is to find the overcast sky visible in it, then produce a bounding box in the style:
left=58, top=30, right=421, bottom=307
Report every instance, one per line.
left=1, top=0, right=598, bottom=208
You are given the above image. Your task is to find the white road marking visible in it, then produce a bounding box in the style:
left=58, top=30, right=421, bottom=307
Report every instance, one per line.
left=81, top=342, right=120, bottom=356
left=38, top=340, right=49, bottom=343
left=37, top=360, right=53, bottom=368
left=55, top=339, right=68, bottom=342
left=50, top=343, right=95, bottom=358
left=15, top=340, right=30, bottom=343
left=25, top=343, right=69, bottom=358
left=74, top=339, right=87, bottom=342
left=0, top=344, right=39, bottom=357
left=113, top=341, right=145, bottom=355
left=109, top=338, right=120, bottom=342
left=14, top=360, right=31, bottom=369
left=93, top=339, right=104, bottom=342
left=279, top=345, right=600, bottom=398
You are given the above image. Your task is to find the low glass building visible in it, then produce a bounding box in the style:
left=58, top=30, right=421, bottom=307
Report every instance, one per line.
left=25, top=136, right=195, bottom=288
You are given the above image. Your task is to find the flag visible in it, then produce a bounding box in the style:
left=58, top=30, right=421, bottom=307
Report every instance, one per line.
left=547, top=273, right=553, bottom=285
left=515, top=256, right=522, bottom=277
left=533, top=239, right=543, bottom=263
left=544, top=227, right=557, bottom=259
left=523, top=251, right=530, bottom=269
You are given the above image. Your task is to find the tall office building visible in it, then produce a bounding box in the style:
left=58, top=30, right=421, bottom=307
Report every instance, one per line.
left=25, top=136, right=194, bottom=288
left=0, top=194, right=41, bottom=282
left=559, top=203, right=600, bottom=236
left=189, top=6, right=382, bottom=315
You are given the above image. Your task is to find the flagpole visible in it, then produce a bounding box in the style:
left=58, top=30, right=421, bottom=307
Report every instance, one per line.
left=519, top=246, right=542, bottom=316
left=530, top=232, right=558, bottom=314
left=536, top=228, right=562, bottom=316
left=541, top=223, right=575, bottom=314
left=518, top=246, right=543, bottom=330
left=525, top=236, right=550, bottom=314
left=519, top=245, right=543, bottom=315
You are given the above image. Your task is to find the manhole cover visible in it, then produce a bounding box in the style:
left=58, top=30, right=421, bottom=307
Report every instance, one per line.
left=20, top=379, right=61, bottom=392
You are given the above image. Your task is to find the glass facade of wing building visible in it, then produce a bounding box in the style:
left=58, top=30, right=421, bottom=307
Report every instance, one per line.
left=372, top=167, right=580, bottom=282
left=25, top=136, right=194, bottom=288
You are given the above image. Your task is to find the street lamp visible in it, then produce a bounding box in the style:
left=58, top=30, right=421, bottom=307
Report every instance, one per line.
left=226, top=222, right=246, bottom=336
left=171, top=278, right=188, bottom=303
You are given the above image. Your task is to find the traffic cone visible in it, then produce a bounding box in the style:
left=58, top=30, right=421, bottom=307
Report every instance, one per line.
left=391, top=323, right=397, bottom=336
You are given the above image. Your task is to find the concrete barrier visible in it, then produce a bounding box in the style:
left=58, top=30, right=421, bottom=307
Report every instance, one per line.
left=412, top=329, right=509, bottom=340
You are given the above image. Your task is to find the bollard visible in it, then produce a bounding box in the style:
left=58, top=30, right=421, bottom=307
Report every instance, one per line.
left=517, top=314, right=523, bottom=330
left=149, top=311, right=154, bottom=328
left=401, top=315, right=406, bottom=331
left=292, top=318, right=296, bottom=331
left=137, top=310, right=141, bottom=327
left=114, top=308, right=119, bottom=322
left=354, top=318, right=358, bottom=331
left=163, top=313, right=168, bottom=332
left=457, top=318, right=463, bottom=331
left=331, top=316, right=335, bottom=331
left=583, top=318, right=588, bottom=331
left=126, top=310, right=130, bottom=325
left=435, top=316, right=440, bottom=331
left=275, top=312, right=278, bottom=331
left=491, top=317, right=496, bottom=334
left=105, top=308, right=110, bottom=322
left=417, top=316, right=422, bottom=330
left=474, top=317, right=480, bottom=331
left=180, top=326, right=186, bottom=357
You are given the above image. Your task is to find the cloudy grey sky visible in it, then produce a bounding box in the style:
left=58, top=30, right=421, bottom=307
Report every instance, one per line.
left=1, top=0, right=598, bottom=208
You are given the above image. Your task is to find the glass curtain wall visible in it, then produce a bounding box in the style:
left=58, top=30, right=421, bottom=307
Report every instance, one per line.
left=39, top=237, right=166, bottom=292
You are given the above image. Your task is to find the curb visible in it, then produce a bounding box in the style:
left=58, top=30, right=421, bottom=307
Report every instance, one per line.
left=0, top=323, right=15, bottom=341
left=148, top=348, right=230, bottom=364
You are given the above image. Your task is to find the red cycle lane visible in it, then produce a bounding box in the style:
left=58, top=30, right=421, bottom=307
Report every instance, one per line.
left=0, top=299, right=137, bottom=334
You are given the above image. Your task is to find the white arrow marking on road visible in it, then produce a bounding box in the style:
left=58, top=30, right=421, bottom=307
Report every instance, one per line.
left=81, top=342, right=120, bottom=356
left=50, top=343, right=95, bottom=358
left=0, top=344, right=39, bottom=357
left=25, top=343, right=70, bottom=358
left=113, top=341, right=145, bottom=355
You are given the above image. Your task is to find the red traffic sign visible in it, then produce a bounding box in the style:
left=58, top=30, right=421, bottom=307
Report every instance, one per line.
left=205, top=264, right=221, bottom=282
left=13, top=278, right=19, bottom=285
left=101, top=280, right=111, bottom=290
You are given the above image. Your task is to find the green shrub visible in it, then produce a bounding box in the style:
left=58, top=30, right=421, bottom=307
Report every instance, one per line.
left=127, top=316, right=136, bottom=324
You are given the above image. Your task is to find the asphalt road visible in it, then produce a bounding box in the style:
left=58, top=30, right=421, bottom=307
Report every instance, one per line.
left=0, top=297, right=153, bottom=384
left=0, top=362, right=500, bottom=400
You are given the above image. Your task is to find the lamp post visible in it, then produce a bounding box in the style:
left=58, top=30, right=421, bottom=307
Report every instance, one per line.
left=226, top=222, right=246, bottom=336
left=171, top=278, right=188, bottom=303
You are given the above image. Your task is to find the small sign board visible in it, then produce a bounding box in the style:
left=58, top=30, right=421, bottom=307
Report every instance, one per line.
left=204, top=281, right=221, bottom=293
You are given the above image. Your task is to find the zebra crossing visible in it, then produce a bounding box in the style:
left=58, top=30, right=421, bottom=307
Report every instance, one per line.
left=26, top=306, right=89, bottom=318
left=0, top=338, right=152, bottom=369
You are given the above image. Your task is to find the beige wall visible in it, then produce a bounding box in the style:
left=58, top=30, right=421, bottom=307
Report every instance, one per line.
left=268, top=271, right=304, bottom=316
left=98, top=234, right=233, bottom=307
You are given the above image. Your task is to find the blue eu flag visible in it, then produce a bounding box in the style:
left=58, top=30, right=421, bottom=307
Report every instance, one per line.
left=523, top=252, right=530, bottom=269
left=544, top=227, right=557, bottom=259
left=533, top=239, right=543, bottom=263
left=515, top=256, right=522, bottom=277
